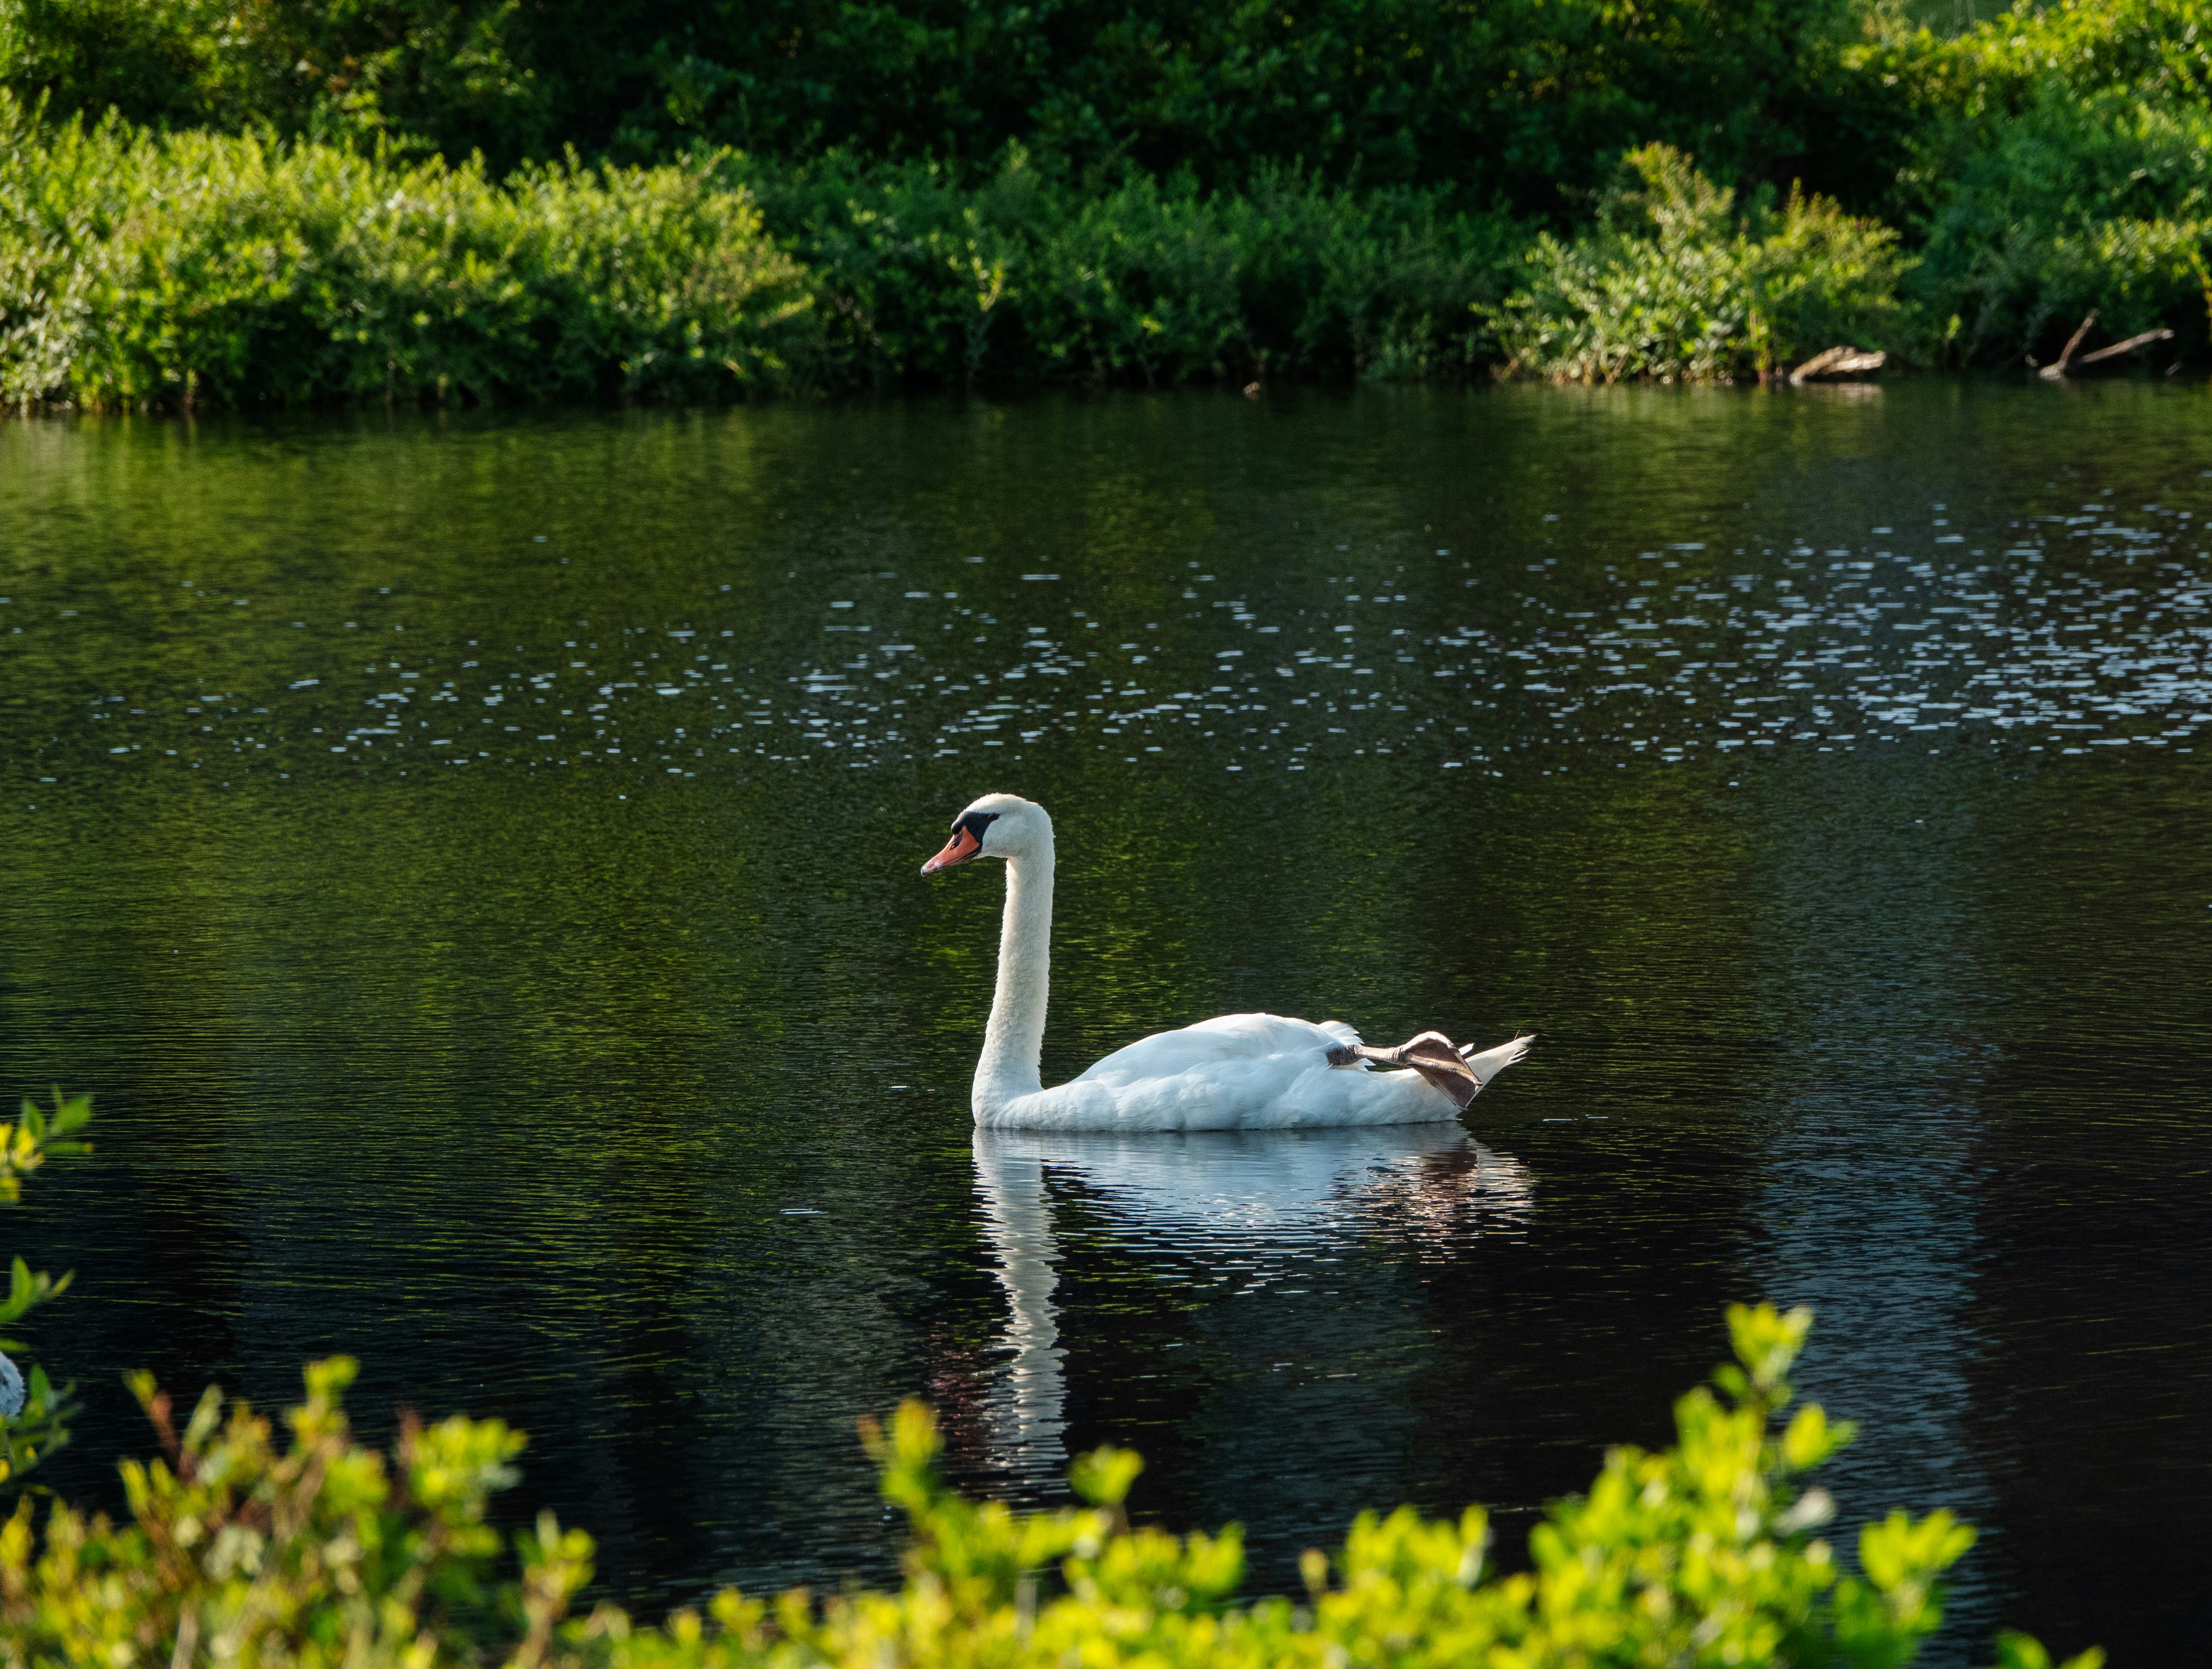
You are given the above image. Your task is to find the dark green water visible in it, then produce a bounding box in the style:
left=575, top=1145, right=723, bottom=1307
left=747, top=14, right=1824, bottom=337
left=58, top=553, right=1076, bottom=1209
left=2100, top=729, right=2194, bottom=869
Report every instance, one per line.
left=1, top=384, right=2206, bottom=1665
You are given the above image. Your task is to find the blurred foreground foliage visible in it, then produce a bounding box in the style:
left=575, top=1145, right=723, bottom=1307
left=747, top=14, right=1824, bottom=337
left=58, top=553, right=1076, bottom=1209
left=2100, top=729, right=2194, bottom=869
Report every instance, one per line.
left=0, top=1092, right=91, bottom=1491
left=6, top=0, right=2212, bottom=393
left=0, top=1304, right=2100, bottom=1669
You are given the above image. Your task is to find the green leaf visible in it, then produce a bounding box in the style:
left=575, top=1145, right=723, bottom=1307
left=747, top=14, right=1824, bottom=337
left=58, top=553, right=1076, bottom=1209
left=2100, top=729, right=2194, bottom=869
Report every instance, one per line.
left=1069, top=1445, right=1145, bottom=1507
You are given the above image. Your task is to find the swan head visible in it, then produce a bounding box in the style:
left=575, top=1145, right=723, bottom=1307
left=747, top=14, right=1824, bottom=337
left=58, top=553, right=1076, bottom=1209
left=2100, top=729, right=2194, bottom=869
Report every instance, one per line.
left=921, top=793, right=1051, bottom=875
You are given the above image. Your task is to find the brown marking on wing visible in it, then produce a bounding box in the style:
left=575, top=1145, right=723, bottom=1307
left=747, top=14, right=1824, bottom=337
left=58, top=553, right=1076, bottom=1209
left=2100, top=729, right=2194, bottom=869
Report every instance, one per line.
left=1332, top=1030, right=1481, bottom=1110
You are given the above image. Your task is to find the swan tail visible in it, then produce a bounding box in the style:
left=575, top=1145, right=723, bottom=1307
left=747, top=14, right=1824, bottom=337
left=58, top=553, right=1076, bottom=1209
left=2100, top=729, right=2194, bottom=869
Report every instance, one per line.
left=1459, top=1032, right=1536, bottom=1086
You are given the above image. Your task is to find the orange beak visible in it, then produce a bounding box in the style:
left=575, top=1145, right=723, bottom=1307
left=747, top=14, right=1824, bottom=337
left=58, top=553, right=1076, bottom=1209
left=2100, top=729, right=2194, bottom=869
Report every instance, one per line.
left=921, top=824, right=983, bottom=875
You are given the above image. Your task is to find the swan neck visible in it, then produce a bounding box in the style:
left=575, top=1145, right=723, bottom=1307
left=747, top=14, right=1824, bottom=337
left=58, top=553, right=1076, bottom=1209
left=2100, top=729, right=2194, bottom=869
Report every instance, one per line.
left=976, top=842, right=1053, bottom=1112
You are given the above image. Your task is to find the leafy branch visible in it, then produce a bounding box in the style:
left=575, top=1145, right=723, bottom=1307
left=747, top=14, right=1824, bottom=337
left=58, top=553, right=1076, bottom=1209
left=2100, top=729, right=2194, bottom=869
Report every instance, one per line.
left=0, top=1090, right=93, bottom=1487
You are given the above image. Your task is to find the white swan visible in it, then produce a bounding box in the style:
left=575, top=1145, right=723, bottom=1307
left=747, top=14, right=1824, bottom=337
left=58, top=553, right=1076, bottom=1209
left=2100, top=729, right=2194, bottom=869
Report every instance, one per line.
left=922, top=793, right=1534, bottom=1130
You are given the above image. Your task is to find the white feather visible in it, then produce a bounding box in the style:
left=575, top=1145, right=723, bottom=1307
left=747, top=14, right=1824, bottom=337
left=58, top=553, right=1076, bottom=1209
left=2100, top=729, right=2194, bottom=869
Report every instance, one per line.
left=1461, top=1033, right=1536, bottom=1085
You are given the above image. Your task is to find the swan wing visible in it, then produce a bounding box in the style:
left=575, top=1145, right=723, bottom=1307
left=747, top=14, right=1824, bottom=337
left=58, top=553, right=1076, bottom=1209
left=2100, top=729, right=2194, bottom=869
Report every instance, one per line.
left=982, top=1013, right=1500, bottom=1131
left=1000, top=1047, right=1449, bottom=1131
left=1072, top=1011, right=1353, bottom=1087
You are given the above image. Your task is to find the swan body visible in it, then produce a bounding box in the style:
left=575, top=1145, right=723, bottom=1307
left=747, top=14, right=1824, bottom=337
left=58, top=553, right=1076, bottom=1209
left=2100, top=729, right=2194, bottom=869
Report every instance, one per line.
left=922, top=793, right=1532, bottom=1131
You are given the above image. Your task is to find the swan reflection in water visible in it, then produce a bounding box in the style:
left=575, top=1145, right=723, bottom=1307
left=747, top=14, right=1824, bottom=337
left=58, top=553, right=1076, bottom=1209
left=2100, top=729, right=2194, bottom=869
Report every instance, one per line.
left=971, top=1123, right=1534, bottom=1486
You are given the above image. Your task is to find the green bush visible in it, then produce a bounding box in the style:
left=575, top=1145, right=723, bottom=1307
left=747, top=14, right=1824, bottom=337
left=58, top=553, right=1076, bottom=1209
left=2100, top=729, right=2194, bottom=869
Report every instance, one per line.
left=1023, top=172, right=1248, bottom=388
left=1855, top=0, right=2212, bottom=363
left=734, top=150, right=1522, bottom=390
left=1220, top=175, right=1525, bottom=383
left=729, top=150, right=1050, bottom=391
left=1886, top=0, right=2212, bottom=120
left=1489, top=145, right=1906, bottom=383
left=0, top=0, right=226, bottom=131
left=0, top=1092, right=92, bottom=1489
left=0, top=0, right=547, bottom=162
left=19, top=0, right=2212, bottom=395
left=0, top=1304, right=2100, bottom=1669
left=0, top=0, right=1890, bottom=216
left=0, top=93, right=813, bottom=411
left=1908, top=89, right=2212, bottom=365
left=0, top=99, right=1520, bottom=407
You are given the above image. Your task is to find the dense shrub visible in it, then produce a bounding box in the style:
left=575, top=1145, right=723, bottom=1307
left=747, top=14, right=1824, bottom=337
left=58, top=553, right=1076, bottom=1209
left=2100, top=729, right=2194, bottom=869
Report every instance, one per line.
left=1850, top=0, right=2212, bottom=364
left=0, top=0, right=211, bottom=129
left=0, top=0, right=547, bottom=161
left=0, top=1304, right=2100, bottom=1669
left=12, top=0, right=2212, bottom=393
left=0, top=110, right=1526, bottom=406
left=1489, top=145, right=1906, bottom=383
left=0, top=0, right=1890, bottom=216
left=1887, top=0, right=2212, bottom=120
left=731, top=150, right=1055, bottom=391
left=739, top=151, right=1522, bottom=389
left=1219, top=175, right=1527, bottom=382
left=0, top=1093, right=92, bottom=1488
left=1907, top=89, right=2212, bottom=365
left=0, top=93, right=813, bottom=411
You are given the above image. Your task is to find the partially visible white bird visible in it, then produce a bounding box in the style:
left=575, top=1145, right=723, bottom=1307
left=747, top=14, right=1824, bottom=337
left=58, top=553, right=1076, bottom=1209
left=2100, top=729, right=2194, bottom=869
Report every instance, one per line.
left=921, top=793, right=1533, bottom=1130
left=0, top=1351, right=24, bottom=1418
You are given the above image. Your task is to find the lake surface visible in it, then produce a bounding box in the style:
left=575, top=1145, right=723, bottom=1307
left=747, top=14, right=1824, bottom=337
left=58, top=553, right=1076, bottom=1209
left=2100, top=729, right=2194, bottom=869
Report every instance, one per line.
left=1, top=383, right=2206, bottom=1666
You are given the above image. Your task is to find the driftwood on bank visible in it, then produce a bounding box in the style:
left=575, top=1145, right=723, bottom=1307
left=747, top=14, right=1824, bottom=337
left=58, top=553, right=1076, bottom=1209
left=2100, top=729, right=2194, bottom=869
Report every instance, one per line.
left=2068, top=328, right=2176, bottom=371
left=2035, top=310, right=2176, bottom=379
left=1789, top=346, right=1887, bottom=383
